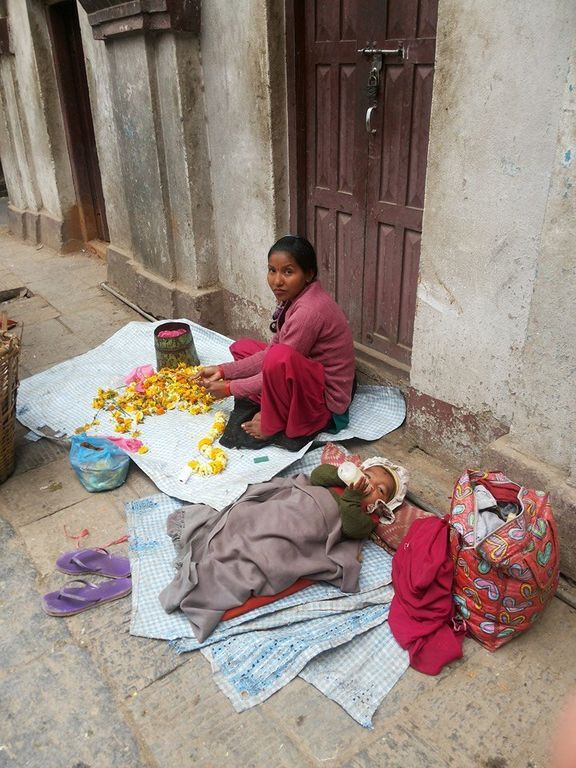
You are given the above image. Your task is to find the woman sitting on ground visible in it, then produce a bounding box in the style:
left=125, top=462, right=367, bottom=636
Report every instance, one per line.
left=194, top=235, right=356, bottom=450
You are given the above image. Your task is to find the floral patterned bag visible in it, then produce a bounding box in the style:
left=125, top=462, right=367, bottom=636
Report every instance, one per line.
left=449, top=470, right=559, bottom=651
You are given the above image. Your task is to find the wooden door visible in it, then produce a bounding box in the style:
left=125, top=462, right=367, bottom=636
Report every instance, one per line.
left=297, top=0, right=438, bottom=366
left=47, top=0, right=109, bottom=243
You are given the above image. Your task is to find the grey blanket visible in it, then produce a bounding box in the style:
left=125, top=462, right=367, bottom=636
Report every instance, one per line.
left=159, top=474, right=362, bottom=641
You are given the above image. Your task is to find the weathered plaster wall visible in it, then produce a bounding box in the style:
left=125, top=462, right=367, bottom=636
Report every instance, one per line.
left=0, top=0, right=75, bottom=228
left=202, top=0, right=289, bottom=338
left=77, top=4, right=131, bottom=253
left=409, top=0, right=576, bottom=460
left=104, top=29, right=220, bottom=318
left=508, top=49, right=576, bottom=471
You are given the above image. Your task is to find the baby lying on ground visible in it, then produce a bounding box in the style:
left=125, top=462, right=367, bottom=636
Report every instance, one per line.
left=160, top=455, right=409, bottom=641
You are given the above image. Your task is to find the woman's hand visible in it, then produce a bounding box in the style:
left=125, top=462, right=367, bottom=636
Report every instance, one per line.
left=204, top=380, right=231, bottom=400
left=194, top=365, right=223, bottom=385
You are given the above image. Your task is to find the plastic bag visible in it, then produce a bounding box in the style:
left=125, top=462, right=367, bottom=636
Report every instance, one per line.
left=69, top=434, right=130, bottom=492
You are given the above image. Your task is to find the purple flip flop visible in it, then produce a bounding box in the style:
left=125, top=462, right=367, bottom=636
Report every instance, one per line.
left=42, top=578, right=132, bottom=617
left=55, top=548, right=131, bottom=579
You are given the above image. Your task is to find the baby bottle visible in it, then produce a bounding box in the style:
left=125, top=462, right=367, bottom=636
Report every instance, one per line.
left=337, top=461, right=366, bottom=487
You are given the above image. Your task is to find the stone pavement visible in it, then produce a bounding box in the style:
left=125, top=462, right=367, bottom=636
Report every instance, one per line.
left=1, top=229, right=574, bottom=768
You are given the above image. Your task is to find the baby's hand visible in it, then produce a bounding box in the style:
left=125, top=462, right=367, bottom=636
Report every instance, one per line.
left=349, top=474, right=372, bottom=495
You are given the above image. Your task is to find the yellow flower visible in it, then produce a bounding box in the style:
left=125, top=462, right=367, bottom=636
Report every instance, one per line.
left=187, top=413, right=229, bottom=476
left=137, top=445, right=149, bottom=454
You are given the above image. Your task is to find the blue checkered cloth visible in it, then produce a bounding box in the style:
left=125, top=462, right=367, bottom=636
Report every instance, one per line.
left=202, top=604, right=392, bottom=710
left=125, top=446, right=409, bottom=727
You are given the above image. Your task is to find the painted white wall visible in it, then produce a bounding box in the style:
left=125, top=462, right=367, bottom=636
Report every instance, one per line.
left=509, top=48, right=576, bottom=470
left=202, top=0, right=282, bottom=313
left=411, top=0, right=576, bottom=429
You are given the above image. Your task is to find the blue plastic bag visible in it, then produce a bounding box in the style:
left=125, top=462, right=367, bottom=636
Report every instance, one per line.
left=69, top=434, right=130, bottom=492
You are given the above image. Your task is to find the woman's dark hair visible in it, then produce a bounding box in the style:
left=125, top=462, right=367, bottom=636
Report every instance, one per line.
left=267, top=235, right=318, bottom=280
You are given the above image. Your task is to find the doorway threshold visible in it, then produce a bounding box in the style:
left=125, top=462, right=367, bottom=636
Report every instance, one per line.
left=85, top=239, right=109, bottom=261
left=354, top=341, right=409, bottom=391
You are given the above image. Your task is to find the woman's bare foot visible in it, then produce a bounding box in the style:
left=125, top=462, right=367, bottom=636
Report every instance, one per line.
left=241, top=411, right=272, bottom=440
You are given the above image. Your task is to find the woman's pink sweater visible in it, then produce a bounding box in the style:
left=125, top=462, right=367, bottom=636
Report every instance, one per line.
left=220, top=281, right=355, bottom=414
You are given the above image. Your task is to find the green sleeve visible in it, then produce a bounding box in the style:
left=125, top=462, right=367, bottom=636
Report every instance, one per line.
left=339, top=488, right=376, bottom=540
left=309, top=465, right=375, bottom=540
left=310, top=464, right=344, bottom=488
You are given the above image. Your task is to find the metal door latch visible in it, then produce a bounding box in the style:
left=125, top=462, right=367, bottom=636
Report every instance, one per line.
left=357, top=46, right=404, bottom=58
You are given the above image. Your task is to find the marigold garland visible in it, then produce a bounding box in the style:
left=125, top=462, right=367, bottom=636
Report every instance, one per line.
left=76, top=365, right=219, bottom=464
left=187, top=411, right=228, bottom=476
left=77, top=364, right=214, bottom=435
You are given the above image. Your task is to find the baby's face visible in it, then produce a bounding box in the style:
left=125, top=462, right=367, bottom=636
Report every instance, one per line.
left=361, top=466, right=396, bottom=511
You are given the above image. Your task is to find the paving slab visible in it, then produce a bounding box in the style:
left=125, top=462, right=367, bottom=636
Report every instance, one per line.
left=0, top=271, right=26, bottom=301
left=0, top=644, right=148, bottom=768
left=0, top=293, right=61, bottom=325
left=261, top=676, right=380, bottom=762
left=58, top=294, right=142, bottom=347
left=26, top=281, right=105, bottom=315
left=340, top=723, right=451, bottom=768
left=0, top=456, right=90, bottom=527
left=19, top=317, right=93, bottom=373
left=63, top=599, right=189, bottom=699
left=0, top=516, right=67, bottom=670
left=11, top=425, right=69, bottom=476
left=0, top=516, right=149, bottom=768
left=19, top=491, right=130, bottom=578
left=126, top=652, right=314, bottom=768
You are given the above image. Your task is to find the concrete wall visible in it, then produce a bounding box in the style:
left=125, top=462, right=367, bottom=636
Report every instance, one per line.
left=409, top=0, right=576, bottom=463
left=508, top=49, right=576, bottom=472
left=0, top=0, right=77, bottom=246
left=77, top=5, right=131, bottom=254
left=201, top=0, right=289, bottom=338
left=103, top=27, right=222, bottom=320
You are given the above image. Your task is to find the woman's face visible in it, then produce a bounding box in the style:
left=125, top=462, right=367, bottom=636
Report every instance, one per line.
left=267, top=250, right=314, bottom=303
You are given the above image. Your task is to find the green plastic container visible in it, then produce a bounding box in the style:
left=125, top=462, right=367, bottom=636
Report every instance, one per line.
left=154, top=321, right=200, bottom=369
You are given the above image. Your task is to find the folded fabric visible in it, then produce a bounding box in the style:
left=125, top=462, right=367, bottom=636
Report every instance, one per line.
left=389, top=516, right=465, bottom=675
left=204, top=603, right=391, bottom=712
left=221, top=578, right=313, bottom=621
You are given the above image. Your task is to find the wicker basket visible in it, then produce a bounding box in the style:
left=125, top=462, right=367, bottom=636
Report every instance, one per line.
left=0, top=324, right=20, bottom=483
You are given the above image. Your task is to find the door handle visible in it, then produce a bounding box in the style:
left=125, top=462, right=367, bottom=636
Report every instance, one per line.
left=366, top=105, right=377, bottom=134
